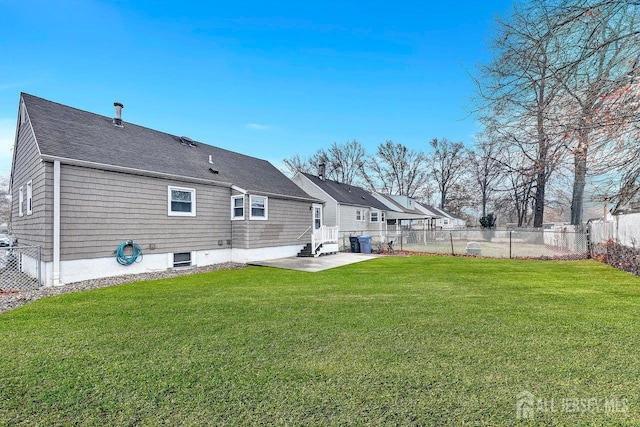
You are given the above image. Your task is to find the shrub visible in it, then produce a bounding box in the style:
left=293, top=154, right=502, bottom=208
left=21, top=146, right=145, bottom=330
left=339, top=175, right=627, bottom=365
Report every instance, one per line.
left=479, top=213, right=496, bottom=229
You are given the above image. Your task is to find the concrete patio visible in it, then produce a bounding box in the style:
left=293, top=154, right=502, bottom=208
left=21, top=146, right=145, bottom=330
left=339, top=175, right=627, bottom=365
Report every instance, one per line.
left=249, top=252, right=379, bottom=272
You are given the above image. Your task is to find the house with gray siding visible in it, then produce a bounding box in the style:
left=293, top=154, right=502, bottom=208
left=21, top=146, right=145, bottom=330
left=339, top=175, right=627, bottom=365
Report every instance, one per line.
left=291, top=172, right=391, bottom=238
left=10, top=93, right=320, bottom=285
left=372, top=193, right=437, bottom=229
left=418, top=204, right=466, bottom=229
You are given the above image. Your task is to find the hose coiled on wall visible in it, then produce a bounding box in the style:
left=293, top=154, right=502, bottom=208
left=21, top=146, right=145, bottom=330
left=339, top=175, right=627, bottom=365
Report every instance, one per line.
left=115, top=240, right=143, bottom=266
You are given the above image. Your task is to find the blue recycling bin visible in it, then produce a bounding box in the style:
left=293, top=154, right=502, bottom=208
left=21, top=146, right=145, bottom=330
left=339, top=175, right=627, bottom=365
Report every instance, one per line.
left=358, top=235, right=372, bottom=254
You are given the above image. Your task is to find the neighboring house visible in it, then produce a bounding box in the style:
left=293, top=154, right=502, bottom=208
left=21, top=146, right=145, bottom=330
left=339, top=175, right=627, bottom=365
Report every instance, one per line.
left=10, top=93, right=322, bottom=286
left=422, top=205, right=466, bottom=229
left=372, top=193, right=436, bottom=229
left=291, top=172, right=390, bottom=237
left=414, top=203, right=443, bottom=230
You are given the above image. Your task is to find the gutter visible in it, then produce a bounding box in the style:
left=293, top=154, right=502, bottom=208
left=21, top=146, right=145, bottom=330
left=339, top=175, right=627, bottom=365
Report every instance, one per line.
left=40, top=155, right=234, bottom=188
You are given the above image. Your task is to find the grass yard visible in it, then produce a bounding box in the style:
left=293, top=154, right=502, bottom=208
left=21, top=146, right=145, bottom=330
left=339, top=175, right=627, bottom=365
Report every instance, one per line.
left=1, top=256, right=639, bottom=425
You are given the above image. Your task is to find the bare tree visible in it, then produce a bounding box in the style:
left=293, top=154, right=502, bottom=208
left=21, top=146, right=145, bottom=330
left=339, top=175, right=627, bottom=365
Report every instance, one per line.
left=361, top=140, right=429, bottom=197
left=322, top=140, right=366, bottom=185
left=493, top=148, right=537, bottom=227
left=551, top=1, right=640, bottom=225
left=475, top=0, right=568, bottom=228
left=282, top=154, right=315, bottom=177
left=476, top=0, right=640, bottom=226
left=468, top=136, right=502, bottom=217
left=282, top=140, right=367, bottom=185
left=428, top=138, right=467, bottom=210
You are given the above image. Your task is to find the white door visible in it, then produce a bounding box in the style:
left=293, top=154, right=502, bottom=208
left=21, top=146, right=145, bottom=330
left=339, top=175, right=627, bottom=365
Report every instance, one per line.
left=313, top=204, right=323, bottom=229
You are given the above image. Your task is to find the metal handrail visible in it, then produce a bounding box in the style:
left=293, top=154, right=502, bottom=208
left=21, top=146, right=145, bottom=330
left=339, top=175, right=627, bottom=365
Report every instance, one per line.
left=297, top=226, right=312, bottom=240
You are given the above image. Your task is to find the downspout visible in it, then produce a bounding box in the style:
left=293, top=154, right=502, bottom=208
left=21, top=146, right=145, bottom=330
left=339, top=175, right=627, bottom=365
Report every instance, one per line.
left=53, top=160, right=61, bottom=286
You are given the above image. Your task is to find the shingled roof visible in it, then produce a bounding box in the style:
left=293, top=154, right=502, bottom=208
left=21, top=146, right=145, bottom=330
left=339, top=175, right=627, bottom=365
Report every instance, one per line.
left=374, top=193, right=430, bottom=217
left=301, top=173, right=389, bottom=211
left=21, top=93, right=313, bottom=200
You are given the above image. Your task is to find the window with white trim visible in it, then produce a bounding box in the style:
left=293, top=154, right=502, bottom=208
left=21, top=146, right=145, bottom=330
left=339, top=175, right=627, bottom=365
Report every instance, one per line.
left=370, top=211, right=379, bottom=222
left=250, top=195, right=268, bottom=220
left=168, top=186, right=196, bottom=216
left=26, top=180, right=33, bottom=215
left=356, top=210, right=362, bottom=221
left=18, top=186, right=24, bottom=217
left=381, top=211, right=385, bottom=222
left=231, top=195, right=245, bottom=220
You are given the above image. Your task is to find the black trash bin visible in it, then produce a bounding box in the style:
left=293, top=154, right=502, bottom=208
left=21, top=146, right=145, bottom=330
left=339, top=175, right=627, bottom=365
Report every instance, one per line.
left=349, top=236, right=360, bottom=253
left=358, top=235, right=372, bottom=254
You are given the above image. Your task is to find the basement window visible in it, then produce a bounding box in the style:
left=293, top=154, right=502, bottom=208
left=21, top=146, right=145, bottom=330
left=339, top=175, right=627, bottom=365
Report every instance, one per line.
left=173, top=252, right=192, bottom=268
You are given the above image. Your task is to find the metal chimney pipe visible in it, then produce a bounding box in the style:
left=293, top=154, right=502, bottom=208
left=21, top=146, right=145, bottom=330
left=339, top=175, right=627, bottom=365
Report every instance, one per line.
left=113, top=102, right=124, bottom=127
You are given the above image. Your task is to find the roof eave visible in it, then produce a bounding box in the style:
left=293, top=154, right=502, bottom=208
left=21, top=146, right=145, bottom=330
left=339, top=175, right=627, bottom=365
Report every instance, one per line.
left=40, top=154, right=234, bottom=187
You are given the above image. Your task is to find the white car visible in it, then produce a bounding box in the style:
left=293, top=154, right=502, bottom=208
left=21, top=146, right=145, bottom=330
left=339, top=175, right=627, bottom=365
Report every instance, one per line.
left=0, top=234, right=11, bottom=247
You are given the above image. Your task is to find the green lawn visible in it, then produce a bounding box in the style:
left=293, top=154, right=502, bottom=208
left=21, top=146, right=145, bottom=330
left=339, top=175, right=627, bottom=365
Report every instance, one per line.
left=1, top=256, right=639, bottom=426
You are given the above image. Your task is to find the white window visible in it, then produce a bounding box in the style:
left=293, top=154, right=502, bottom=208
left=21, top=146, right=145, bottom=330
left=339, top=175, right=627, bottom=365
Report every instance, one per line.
left=26, top=180, right=33, bottom=215
left=381, top=211, right=385, bottom=222
left=231, top=195, right=245, bottom=220
left=250, top=195, right=268, bottom=220
left=173, top=252, right=192, bottom=268
left=18, top=186, right=24, bottom=217
left=168, top=186, right=196, bottom=216
left=356, top=210, right=362, bottom=221
left=443, top=219, right=449, bottom=225
left=370, top=211, right=379, bottom=222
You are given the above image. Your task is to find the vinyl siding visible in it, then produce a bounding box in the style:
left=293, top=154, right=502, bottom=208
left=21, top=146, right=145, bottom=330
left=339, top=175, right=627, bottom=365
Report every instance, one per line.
left=10, top=114, right=50, bottom=258
left=59, top=165, right=232, bottom=261
left=291, top=174, right=338, bottom=227
left=232, top=197, right=312, bottom=249
left=339, top=205, right=384, bottom=234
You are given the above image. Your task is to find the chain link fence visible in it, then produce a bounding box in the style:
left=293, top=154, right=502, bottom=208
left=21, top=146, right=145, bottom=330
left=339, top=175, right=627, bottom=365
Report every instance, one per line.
left=341, top=227, right=589, bottom=260
left=0, top=246, right=42, bottom=292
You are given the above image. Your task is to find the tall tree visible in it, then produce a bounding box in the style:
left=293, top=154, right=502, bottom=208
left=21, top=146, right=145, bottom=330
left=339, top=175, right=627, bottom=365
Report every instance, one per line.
left=476, top=0, right=567, bottom=228
left=428, top=138, right=466, bottom=210
left=361, top=141, right=429, bottom=197
left=282, top=140, right=367, bottom=185
left=282, top=154, right=314, bottom=177
left=552, top=1, right=640, bottom=225
left=323, top=140, right=366, bottom=185
left=493, top=148, right=537, bottom=227
left=477, top=0, right=640, bottom=227
left=468, top=136, right=502, bottom=217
